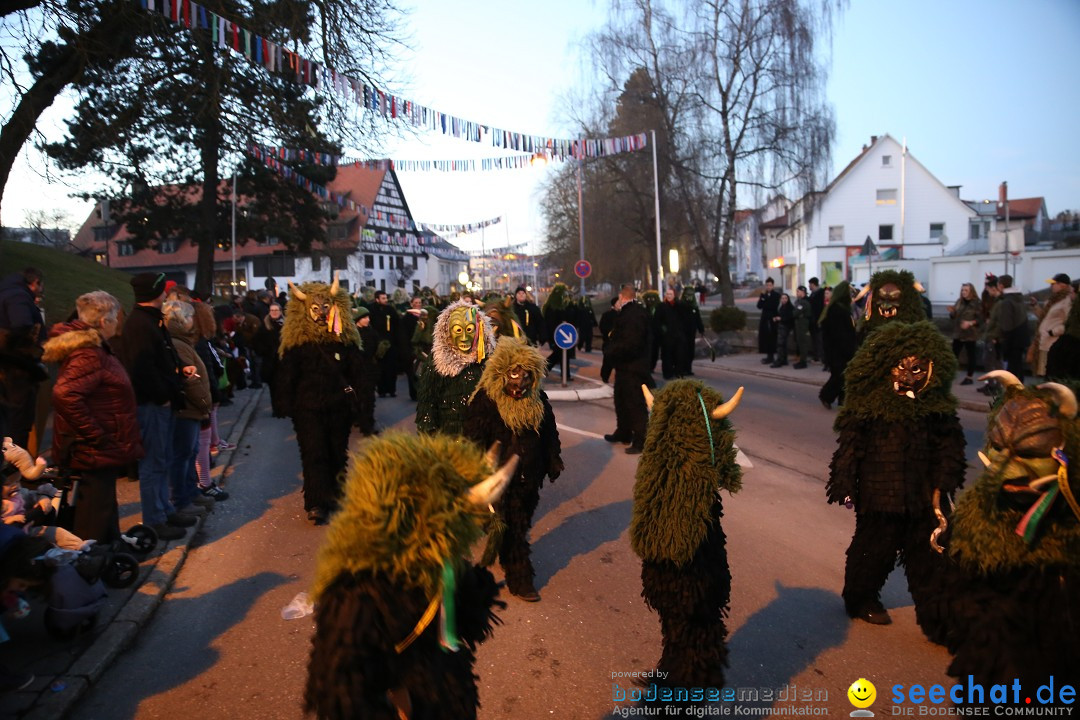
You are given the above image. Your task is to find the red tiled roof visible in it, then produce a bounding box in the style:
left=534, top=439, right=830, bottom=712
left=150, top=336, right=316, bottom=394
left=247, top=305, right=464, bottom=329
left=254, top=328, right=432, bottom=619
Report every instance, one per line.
left=997, top=197, right=1044, bottom=220
left=760, top=214, right=789, bottom=229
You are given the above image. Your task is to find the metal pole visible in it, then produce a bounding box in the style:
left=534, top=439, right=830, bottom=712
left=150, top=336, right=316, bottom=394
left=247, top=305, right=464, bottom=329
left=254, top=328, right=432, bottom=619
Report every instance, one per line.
left=561, top=347, right=568, bottom=387
left=652, top=129, right=663, bottom=294
left=577, top=138, right=586, bottom=296
left=1003, top=181, right=1009, bottom=275
left=231, top=174, right=237, bottom=295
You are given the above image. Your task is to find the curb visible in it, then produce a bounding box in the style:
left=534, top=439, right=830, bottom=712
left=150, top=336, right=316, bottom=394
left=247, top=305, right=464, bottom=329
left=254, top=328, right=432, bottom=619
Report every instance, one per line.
left=26, top=387, right=265, bottom=720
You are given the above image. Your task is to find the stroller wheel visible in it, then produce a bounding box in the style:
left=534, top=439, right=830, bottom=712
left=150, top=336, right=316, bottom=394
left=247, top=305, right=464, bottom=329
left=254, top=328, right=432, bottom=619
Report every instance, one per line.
left=102, top=553, right=140, bottom=589
left=120, top=524, right=158, bottom=554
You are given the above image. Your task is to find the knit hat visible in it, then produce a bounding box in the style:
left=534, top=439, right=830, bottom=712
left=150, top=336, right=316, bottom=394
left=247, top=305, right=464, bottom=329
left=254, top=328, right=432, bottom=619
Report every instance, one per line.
left=131, top=272, right=167, bottom=303
left=352, top=306, right=370, bottom=321
left=515, top=286, right=527, bottom=295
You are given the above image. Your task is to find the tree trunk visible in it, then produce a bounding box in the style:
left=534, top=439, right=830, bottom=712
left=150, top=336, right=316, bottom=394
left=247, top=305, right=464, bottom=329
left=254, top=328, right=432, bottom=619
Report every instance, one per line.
left=193, top=33, right=223, bottom=299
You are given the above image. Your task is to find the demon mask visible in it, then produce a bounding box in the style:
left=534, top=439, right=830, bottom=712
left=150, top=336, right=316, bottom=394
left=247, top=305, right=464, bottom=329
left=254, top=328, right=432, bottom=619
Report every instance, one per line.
left=472, top=337, right=547, bottom=433
left=891, top=355, right=934, bottom=399
left=280, top=272, right=359, bottom=353
left=873, top=283, right=902, bottom=319
left=431, top=300, right=496, bottom=378
left=449, top=305, right=479, bottom=354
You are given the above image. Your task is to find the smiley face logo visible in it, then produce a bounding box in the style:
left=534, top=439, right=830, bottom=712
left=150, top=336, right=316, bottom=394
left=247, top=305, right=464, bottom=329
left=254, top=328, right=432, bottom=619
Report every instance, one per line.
left=847, top=678, right=877, bottom=709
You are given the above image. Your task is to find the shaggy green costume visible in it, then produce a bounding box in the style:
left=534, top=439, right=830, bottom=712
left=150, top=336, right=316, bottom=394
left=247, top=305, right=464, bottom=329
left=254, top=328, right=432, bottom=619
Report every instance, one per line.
left=415, top=301, right=496, bottom=437
left=940, top=383, right=1080, bottom=690
left=631, top=380, right=742, bottom=694
left=306, top=433, right=504, bottom=720
left=827, top=321, right=965, bottom=639
left=857, top=269, right=926, bottom=341
left=272, top=277, right=364, bottom=524
left=464, top=338, right=562, bottom=600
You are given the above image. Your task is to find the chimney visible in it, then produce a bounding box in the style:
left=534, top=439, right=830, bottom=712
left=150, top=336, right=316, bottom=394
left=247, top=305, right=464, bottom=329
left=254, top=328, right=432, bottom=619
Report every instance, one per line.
left=870, top=135, right=878, bottom=145
left=999, top=181, right=1007, bottom=206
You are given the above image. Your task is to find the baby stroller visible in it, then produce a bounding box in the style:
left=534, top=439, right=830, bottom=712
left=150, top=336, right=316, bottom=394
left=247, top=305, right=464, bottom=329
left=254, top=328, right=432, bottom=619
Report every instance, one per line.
left=25, top=467, right=157, bottom=590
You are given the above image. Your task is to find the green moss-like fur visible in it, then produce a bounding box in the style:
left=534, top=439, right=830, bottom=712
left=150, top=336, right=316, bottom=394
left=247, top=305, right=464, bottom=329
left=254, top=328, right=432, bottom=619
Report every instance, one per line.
left=311, top=432, right=495, bottom=603
left=470, top=337, right=548, bottom=434
left=861, top=269, right=926, bottom=335
left=542, top=283, right=569, bottom=314
left=840, top=320, right=957, bottom=423
left=279, top=281, right=360, bottom=356
left=949, top=385, right=1080, bottom=574
left=631, top=380, right=742, bottom=567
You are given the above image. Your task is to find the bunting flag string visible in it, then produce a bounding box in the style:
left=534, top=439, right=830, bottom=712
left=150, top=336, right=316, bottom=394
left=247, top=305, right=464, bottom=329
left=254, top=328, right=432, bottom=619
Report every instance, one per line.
left=417, top=218, right=502, bottom=235
left=248, top=143, right=591, bottom=172
left=138, top=0, right=649, bottom=161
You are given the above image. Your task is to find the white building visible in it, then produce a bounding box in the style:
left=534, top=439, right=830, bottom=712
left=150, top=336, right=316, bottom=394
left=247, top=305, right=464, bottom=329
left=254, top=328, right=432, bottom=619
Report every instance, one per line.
left=773, top=134, right=978, bottom=293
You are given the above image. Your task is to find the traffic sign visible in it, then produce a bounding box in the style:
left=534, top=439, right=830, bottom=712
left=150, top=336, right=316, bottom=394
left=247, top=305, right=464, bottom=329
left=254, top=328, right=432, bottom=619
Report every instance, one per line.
left=574, top=260, right=592, bottom=279
left=553, top=322, right=578, bottom=350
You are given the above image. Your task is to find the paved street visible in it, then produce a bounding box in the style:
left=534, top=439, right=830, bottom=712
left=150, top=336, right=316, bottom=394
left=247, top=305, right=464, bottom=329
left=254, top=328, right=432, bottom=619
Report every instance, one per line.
left=62, top=352, right=990, bottom=720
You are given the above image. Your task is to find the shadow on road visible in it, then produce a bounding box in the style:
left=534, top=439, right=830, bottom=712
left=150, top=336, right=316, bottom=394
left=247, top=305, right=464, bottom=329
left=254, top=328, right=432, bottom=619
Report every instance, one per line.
left=532, top=499, right=632, bottom=591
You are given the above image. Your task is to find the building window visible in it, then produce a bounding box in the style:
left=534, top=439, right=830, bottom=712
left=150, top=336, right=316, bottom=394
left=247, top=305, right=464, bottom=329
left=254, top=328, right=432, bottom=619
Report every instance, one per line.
left=379, top=278, right=386, bottom=292
left=94, top=253, right=107, bottom=265
left=412, top=255, right=418, bottom=269
left=828, top=225, right=844, bottom=243
left=879, top=225, right=894, bottom=241
left=258, top=236, right=280, bottom=247
left=158, top=239, right=178, bottom=254
left=328, top=223, right=348, bottom=241
left=330, top=255, right=348, bottom=270
left=395, top=256, right=404, bottom=269
left=117, top=242, right=134, bottom=256
left=412, top=279, right=420, bottom=293
left=252, top=254, right=296, bottom=277
left=338, top=278, right=350, bottom=292
left=93, top=225, right=116, bottom=243
left=378, top=256, right=384, bottom=270
left=876, top=189, right=897, bottom=205
left=364, top=254, right=374, bottom=269
left=929, top=223, right=945, bottom=239
left=969, top=220, right=990, bottom=240
left=311, top=255, right=321, bottom=271
left=882, top=155, right=892, bottom=167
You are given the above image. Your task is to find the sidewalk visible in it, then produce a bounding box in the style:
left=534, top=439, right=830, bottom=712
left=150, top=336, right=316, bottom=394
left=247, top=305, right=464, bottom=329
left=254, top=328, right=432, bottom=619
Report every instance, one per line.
left=0, top=387, right=265, bottom=720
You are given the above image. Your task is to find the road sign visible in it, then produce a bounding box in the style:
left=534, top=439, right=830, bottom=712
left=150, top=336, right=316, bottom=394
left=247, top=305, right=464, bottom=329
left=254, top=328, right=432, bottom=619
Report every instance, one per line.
left=553, top=322, right=578, bottom=350
left=574, top=260, right=592, bottom=279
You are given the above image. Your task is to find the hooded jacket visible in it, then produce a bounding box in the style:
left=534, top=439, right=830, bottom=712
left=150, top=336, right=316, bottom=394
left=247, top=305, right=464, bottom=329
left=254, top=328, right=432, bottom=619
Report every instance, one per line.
left=42, top=321, right=143, bottom=470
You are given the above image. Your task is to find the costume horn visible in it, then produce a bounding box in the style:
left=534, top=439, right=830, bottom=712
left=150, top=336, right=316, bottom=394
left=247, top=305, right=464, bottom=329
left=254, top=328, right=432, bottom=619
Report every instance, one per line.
left=484, top=441, right=502, bottom=469
left=711, top=386, right=745, bottom=420
left=853, top=284, right=870, bottom=303
left=330, top=271, right=340, bottom=296
left=978, top=370, right=1022, bottom=389
left=1037, top=382, right=1078, bottom=419
left=641, top=384, right=654, bottom=412
left=467, top=454, right=520, bottom=507
left=288, top=281, right=307, bottom=302
left=914, top=280, right=926, bottom=293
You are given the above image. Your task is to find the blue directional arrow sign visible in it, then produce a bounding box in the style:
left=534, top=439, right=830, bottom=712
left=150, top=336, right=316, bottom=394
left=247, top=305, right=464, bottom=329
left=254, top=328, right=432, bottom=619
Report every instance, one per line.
left=553, top=322, right=578, bottom=350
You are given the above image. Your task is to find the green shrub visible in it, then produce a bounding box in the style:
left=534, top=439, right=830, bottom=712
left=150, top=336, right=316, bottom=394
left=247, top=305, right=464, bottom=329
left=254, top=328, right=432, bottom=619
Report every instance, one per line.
left=709, top=306, right=747, bottom=333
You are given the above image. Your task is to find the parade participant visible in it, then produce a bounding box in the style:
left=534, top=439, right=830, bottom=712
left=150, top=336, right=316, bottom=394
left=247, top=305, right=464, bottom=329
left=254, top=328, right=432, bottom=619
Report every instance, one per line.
left=942, top=374, right=1079, bottom=691
left=654, top=288, right=683, bottom=380
left=400, top=296, right=424, bottom=401
left=792, top=286, right=812, bottom=369
left=826, top=320, right=965, bottom=638
left=272, top=273, right=364, bottom=526
left=632, top=381, right=744, bottom=697
left=818, top=282, right=855, bottom=409
left=415, top=300, right=496, bottom=437
left=512, top=286, right=544, bottom=346
left=305, top=432, right=517, bottom=720
left=576, top=296, right=597, bottom=353
left=369, top=291, right=400, bottom=398
left=852, top=268, right=926, bottom=342
left=808, top=277, right=824, bottom=363
left=542, top=283, right=576, bottom=376
left=351, top=307, right=378, bottom=437
left=464, top=337, right=563, bottom=602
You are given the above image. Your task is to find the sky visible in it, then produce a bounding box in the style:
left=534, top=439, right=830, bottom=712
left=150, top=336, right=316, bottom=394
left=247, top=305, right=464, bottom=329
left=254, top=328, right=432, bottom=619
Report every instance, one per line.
left=3, top=0, right=1078, bottom=256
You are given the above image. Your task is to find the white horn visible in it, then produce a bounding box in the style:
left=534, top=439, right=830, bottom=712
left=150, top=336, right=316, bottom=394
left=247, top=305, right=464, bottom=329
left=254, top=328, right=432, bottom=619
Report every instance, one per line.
left=467, top=454, right=520, bottom=507
left=978, top=450, right=991, bottom=468
left=853, top=284, right=870, bottom=303
left=914, top=280, right=926, bottom=293
left=711, top=386, right=745, bottom=420
left=484, top=441, right=502, bottom=469
left=288, top=281, right=307, bottom=302
left=1037, top=382, right=1078, bottom=419
left=641, top=384, right=654, bottom=412
left=978, top=370, right=1022, bottom=389
left=330, top=270, right=340, bottom=296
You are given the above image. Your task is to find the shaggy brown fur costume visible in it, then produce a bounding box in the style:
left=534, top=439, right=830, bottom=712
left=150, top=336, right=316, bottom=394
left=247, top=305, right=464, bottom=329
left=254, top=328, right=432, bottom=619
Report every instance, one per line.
left=631, top=380, right=742, bottom=697
left=464, top=338, right=562, bottom=599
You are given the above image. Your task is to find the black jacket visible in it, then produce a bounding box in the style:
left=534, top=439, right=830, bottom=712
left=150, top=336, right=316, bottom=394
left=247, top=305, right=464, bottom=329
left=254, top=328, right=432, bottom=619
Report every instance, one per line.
left=513, top=300, right=545, bottom=345
left=114, top=304, right=184, bottom=406
left=606, top=300, right=652, bottom=376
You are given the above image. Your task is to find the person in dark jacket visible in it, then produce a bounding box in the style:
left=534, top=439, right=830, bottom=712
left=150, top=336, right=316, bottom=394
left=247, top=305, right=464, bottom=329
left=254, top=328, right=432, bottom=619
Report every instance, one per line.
left=512, top=286, right=544, bottom=346
left=676, top=287, right=705, bottom=377
left=771, top=293, right=794, bottom=368
left=819, top=282, right=857, bottom=410
left=603, top=286, right=654, bottom=454
left=792, top=286, right=812, bottom=369
left=352, top=306, right=379, bottom=436
left=576, top=296, right=598, bottom=353
left=114, top=273, right=196, bottom=541
left=0, top=268, right=46, bottom=450
left=808, top=277, right=825, bottom=363
left=756, top=278, right=780, bottom=365
left=399, top=296, right=423, bottom=401
left=947, top=283, right=982, bottom=385
left=368, top=291, right=400, bottom=398
left=654, top=288, right=684, bottom=380
left=42, top=291, right=143, bottom=543
left=599, top=297, right=618, bottom=383
left=986, top=275, right=1030, bottom=383
left=542, top=283, right=576, bottom=378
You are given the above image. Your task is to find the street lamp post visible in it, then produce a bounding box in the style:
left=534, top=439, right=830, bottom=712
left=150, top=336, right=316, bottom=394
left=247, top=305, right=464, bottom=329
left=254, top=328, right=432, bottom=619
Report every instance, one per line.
left=652, top=129, right=663, bottom=295
left=231, top=174, right=237, bottom=296
left=576, top=138, right=586, bottom=296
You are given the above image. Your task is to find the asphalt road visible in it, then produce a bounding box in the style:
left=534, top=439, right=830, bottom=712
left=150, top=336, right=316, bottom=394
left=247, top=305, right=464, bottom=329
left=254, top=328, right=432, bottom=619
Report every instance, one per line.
left=68, top=361, right=991, bottom=720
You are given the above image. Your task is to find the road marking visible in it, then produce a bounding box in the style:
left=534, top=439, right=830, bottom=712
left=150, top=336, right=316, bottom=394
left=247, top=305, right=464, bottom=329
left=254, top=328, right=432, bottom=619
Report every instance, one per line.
left=558, top=424, right=608, bottom=440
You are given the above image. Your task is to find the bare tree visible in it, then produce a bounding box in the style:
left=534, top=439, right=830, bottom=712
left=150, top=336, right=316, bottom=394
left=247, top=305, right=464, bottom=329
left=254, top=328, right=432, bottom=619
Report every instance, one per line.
left=587, top=0, right=840, bottom=305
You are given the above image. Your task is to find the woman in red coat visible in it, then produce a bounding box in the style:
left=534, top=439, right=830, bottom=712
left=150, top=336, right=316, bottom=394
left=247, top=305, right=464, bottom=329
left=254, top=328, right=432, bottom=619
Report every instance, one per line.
left=42, top=291, right=142, bottom=543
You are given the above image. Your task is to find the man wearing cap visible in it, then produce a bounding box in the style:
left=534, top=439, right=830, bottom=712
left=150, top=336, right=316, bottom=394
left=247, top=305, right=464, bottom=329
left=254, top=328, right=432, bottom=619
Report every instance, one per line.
left=115, top=272, right=199, bottom=541
left=1032, top=273, right=1074, bottom=378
